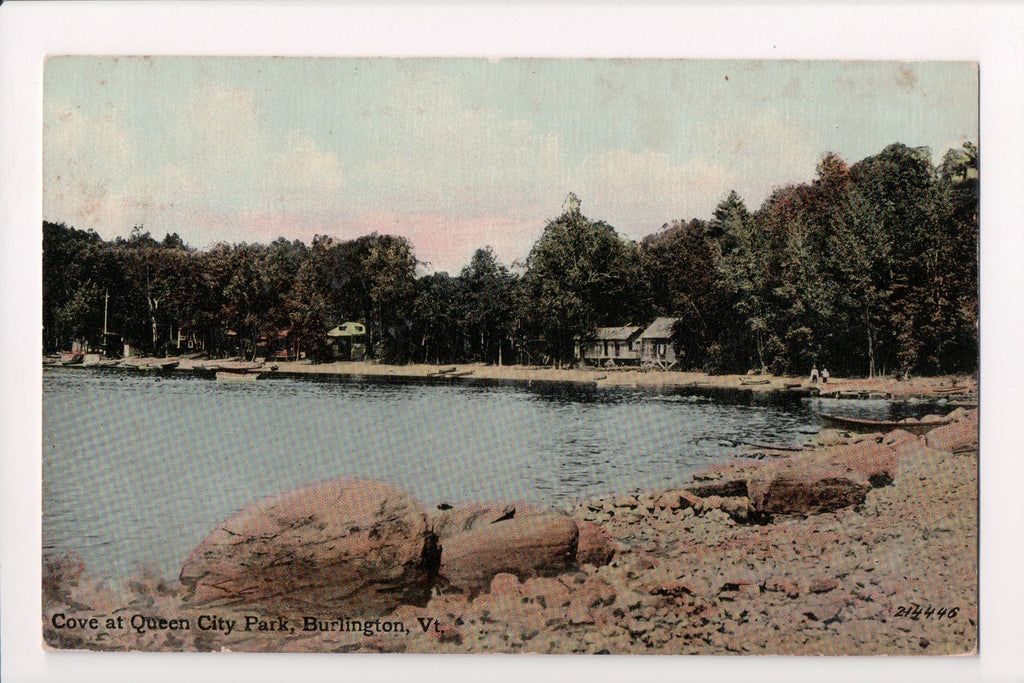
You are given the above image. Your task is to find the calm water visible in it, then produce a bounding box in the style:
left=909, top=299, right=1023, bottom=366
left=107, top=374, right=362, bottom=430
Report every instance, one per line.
left=44, top=368, right=829, bottom=580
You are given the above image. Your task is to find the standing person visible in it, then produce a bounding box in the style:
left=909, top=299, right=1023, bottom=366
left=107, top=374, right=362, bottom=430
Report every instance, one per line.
left=810, top=365, right=819, bottom=384
left=822, top=367, right=830, bottom=385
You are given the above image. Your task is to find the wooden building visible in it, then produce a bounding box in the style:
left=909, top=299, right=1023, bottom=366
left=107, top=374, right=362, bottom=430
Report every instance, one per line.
left=576, top=325, right=643, bottom=366
left=639, top=317, right=680, bottom=369
left=327, top=322, right=367, bottom=361
left=258, top=328, right=298, bottom=361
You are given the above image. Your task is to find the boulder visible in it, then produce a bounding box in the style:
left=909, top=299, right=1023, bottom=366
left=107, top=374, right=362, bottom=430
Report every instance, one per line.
left=179, top=478, right=439, bottom=615
left=748, top=463, right=870, bottom=516
left=439, top=509, right=579, bottom=596
left=575, top=520, right=616, bottom=567
left=883, top=428, right=918, bottom=447
left=813, top=440, right=898, bottom=488
left=925, top=410, right=978, bottom=451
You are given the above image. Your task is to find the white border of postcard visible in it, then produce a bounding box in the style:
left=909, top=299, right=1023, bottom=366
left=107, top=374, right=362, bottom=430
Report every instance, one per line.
left=3, top=3, right=1023, bottom=682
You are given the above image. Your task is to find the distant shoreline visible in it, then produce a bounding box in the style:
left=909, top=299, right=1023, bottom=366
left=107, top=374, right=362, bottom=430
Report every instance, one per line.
left=56, top=356, right=978, bottom=403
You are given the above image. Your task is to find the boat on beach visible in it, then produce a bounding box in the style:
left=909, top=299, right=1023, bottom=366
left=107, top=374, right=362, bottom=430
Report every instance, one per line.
left=816, top=412, right=951, bottom=435
left=215, top=371, right=263, bottom=382
left=83, top=358, right=121, bottom=368
left=739, top=378, right=770, bottom=386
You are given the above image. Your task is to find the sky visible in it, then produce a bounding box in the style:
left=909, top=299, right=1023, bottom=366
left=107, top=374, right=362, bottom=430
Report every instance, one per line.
left=44, top=58, right=978, bottom=274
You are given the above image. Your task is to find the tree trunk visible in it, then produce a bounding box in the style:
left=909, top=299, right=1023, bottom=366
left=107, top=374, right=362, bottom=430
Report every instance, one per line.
left=149, top=296, right=159, bottom=352
left=866, top=311, right=876, bottom=379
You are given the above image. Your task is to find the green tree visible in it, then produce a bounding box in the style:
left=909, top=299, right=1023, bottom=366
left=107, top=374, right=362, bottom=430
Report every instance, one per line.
left=459, top=247, right=516, bottom=365
left=640, top=218, right=721, bottom=370
left=714, top=191, right=776, bottom=373
left=523, top=194, right=648, bottom=366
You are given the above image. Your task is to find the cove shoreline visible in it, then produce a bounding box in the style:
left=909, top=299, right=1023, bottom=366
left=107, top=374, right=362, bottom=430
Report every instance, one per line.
left=74, top=356, right=978, bottom=406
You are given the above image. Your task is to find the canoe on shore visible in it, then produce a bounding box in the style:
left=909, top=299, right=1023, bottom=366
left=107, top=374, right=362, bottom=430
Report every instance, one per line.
left=739, top=378, right=770, bottom=386
left=144, top=360, right=180, bottom=371
left=83, top=358, right=121, bottom=368
left=216, top=371, right=263, bottom=382
left=817, top=412, right=951, bottom=435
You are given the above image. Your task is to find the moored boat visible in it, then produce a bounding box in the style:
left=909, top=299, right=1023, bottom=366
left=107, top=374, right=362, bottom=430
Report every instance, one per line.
left=817, top=412, right=951, bottom=435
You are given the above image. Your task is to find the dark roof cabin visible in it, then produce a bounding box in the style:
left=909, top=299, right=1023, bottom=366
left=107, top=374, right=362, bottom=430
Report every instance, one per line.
left=640, top=317, right=680, bottom=369
left=576, top=325, right=642, bottom=365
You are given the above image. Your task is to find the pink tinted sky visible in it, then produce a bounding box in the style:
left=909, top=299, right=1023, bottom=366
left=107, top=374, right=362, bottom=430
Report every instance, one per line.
left=43, top=58, right=978, bottom=274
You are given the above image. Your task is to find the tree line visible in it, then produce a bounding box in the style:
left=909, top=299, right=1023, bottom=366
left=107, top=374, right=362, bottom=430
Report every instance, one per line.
left=43, top=141, right=978, bottom=377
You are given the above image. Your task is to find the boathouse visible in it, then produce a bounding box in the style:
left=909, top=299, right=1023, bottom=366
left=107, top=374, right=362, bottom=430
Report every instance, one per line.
left=576, top=326, right=642, bottom=366
left=639, top=317, right=680, bottom=369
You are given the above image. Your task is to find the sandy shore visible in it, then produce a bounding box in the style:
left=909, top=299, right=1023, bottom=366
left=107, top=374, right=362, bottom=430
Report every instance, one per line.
left=166, top=356, right=978, bottom=401
left=43, top=408, right=977, bottom=655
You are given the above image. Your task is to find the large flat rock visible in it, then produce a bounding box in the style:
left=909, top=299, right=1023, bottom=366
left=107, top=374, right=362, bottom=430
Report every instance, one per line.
left=436, top=507, right=579, bottom=596
left=179, top=478, right=439, bottom=615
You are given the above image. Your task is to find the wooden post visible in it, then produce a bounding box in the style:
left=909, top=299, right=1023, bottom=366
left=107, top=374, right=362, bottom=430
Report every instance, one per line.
left=102, top=289, right=109, bottom=357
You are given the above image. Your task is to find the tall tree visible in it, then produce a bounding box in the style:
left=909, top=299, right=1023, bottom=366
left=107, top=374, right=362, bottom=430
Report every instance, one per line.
left=522, top=194, right=647, bottom=365
left=714, top=191, right=776, bottom=373
left=459, top=247, right=516, bottom=365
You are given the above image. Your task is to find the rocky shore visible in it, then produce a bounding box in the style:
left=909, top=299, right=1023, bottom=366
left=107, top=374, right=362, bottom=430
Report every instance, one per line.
left=42, top=405, right=977, bottom=655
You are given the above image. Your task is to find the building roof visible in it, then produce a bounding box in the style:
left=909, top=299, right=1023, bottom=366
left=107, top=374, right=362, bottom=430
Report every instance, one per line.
left=590, top=325, right=642, bottom=342
left=327, top=322, right=367, bottom=337
left=640, top=317, right=678, bottom=340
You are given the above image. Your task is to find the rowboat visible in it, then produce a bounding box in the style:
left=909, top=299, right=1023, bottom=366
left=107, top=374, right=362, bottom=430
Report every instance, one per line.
left=215, top=361, right=265, bottom=373
left=83, top=358, right=121, bottom=368
left=817, top=412, right=951, bottom=435
left=216, top=371, right=262, bottom=382
left=145, top=360, right=180, bottom=371
left=59, top=353, right=84, bottom=366
left=740, top=378, right=770, bottom=386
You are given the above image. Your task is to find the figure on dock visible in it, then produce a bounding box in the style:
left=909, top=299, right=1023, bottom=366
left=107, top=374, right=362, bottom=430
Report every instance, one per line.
left=810, top=365, right=819, bottom=384
left=821, top=367, right=830, bottom=385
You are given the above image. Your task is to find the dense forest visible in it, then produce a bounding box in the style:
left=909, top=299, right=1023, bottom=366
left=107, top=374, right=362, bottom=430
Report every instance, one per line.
left=43, top=141, right=978, bottom=377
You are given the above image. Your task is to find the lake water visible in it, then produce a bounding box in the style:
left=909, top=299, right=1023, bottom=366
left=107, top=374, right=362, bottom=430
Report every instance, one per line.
left=43, top=368, right=832, bottom=581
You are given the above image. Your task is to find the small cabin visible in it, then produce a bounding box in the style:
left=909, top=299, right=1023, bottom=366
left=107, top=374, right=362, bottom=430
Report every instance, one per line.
left=576, top=326, right=642, bottom=366
left=639, top=317, right=680, bottom=369
left=327, top=322, right=367, bottom=361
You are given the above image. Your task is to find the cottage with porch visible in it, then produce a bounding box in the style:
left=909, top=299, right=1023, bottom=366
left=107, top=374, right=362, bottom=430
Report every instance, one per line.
left=576, top=325, right=642, bottom=366
left=639, top=317, right=680, bottom=369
